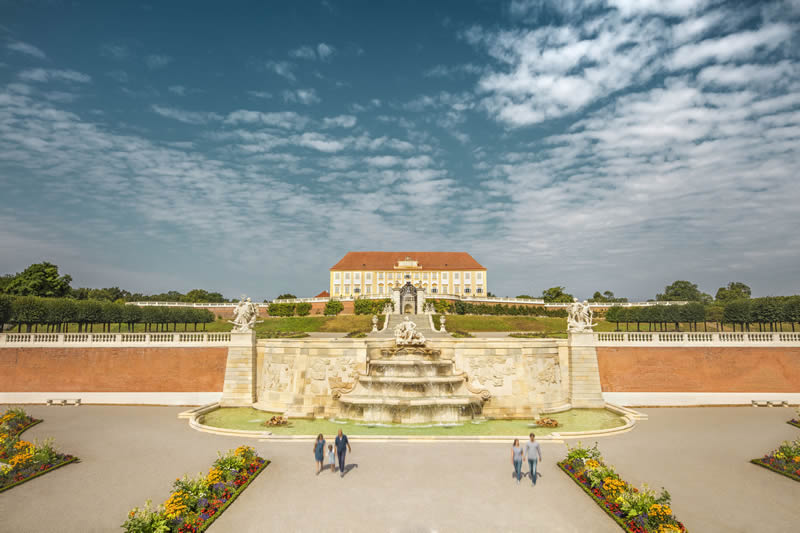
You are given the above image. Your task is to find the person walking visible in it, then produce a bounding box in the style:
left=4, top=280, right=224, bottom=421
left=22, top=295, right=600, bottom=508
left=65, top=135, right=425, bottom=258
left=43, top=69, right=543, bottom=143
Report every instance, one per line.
left=525, top=433, right=542, bottom=485
left=314, top=433, right=326, bottom=475
left=335, top=429, right=351, bottom=477
left=511, top=438, right=524, bottom=484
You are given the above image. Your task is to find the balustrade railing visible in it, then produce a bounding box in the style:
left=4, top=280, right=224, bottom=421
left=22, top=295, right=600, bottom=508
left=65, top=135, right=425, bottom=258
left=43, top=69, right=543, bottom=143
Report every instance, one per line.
left=595, top=331, right=799, bottom=345
left=0, top=332, right=232, bottom=345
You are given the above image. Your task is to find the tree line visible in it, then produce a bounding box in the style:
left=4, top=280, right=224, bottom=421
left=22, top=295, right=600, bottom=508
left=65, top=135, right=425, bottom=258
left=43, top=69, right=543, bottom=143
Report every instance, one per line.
left=0, top=295, right=215, bottom=333
left=605, top=296, right=800, bottom=332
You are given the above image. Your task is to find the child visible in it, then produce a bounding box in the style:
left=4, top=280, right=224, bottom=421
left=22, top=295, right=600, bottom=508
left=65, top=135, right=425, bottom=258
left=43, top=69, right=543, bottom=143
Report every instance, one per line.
left=328, top=444, right=336, bottom=472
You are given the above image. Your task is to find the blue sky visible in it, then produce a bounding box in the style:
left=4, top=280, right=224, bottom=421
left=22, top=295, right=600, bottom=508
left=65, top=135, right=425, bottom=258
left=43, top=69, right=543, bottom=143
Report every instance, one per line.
left=1, top=0, right=799, bottom=301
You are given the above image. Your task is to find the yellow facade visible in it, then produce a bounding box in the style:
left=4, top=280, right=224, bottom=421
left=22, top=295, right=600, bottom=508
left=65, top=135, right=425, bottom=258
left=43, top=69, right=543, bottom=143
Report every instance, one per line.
left=329, top=258, right=488, bottom=299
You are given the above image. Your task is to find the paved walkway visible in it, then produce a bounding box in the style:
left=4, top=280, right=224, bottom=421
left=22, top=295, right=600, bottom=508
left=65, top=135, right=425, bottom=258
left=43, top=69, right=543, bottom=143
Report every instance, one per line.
left=1, top=405, right=798, bottom=532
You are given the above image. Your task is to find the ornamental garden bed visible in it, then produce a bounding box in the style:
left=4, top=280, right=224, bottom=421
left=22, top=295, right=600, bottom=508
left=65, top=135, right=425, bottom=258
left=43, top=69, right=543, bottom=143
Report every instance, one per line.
left=123, top=445, right=269, bottom=533
left=558, top=442, right=688, bottom=533
left=750, top=437, right=800, bottom=483
left=788, top=419, right=800, bottom=430
left=0, top=407, right=78, bottom=493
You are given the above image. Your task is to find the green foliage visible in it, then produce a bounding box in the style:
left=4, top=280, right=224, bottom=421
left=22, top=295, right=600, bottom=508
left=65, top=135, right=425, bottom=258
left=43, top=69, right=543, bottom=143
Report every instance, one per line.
left=0, top=294, right=14, bottom=329
left=656, top=280, right=712, bottom=303
left=11, top=296, right=47, bottom=329
left=616, top=484, right=671, bottom=519
left=588, top=290, right=628, bottom=303
left=267, top=302, right=296, bottom=317
left=450, top=330, right=474, bottom=338
left=353, top=297, right=391, bottom=315
left=121, top=500, right=170, bottom=533
left=585, top=463, right=618, bottom=488
left=324, top=299, right=344, bottom=316
left=345, top=331, right=367, bottom=338
left=430, top=299, right=451, bottom=314
left=447, top=300, right=567, bottom=318
left=715, top=281, right=751, bottom=302
left=275, top=293, right=297, bottom=300
left=515, top=294, right=536, bottom=299
left=565, top=442, right=601, bottom=463
left=541, top=286, right=574, bottom=303
left=31, top=438, right=61, bottom=465
left=723, top=299, right=751, bottom=327
left=295, top=302, right=312, bottom=316
left=2, top=262, right=72, bottom=298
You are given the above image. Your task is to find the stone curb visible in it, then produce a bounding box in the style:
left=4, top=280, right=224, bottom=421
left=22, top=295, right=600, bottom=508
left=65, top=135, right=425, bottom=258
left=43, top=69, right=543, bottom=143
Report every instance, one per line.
left=182, top=403, right=642, bottom=443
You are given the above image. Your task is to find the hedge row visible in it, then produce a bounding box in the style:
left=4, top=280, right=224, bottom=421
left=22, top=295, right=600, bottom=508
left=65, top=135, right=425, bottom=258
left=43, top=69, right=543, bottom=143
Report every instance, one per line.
left=606, top=296, right=800, bottom=331
left=0, top=295, right=214, bottom=332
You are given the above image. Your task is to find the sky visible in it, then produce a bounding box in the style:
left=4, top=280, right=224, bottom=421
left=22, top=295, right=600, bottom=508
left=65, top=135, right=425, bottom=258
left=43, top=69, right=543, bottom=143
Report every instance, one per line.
left=1, top=0, right=799, bottom=301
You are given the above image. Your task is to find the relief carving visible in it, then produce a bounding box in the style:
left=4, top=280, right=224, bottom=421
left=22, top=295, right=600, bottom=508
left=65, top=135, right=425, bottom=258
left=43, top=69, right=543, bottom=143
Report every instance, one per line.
left=468, top=356, right=515, bottom=387
left=262, top=359, right=294, bottom=393
left=537, top=358, right=561, bottom=385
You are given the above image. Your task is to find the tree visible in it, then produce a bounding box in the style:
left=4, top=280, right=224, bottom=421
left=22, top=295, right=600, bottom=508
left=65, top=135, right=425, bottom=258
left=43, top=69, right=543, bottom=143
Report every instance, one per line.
left=715, top=282, right=751, bottom=302
left=783, top=297, right=800, bottom=332
left=723, top=299, right=751, bottom=331
left=540, top=286, right=574, bottom=303
left=0, top=294, right=12, bottom=331
left=681, top=302, right=705, bottom=331
left=656, top=280, right=711, bottom=303
left=12, top=296, right=47, bottom=332
left=276, top=294, right=297, bottom=300
left=705, top=305, right=724, bottom=331
left=605, top=306, right=621, bottom=330
left=295, top=302, right=312, bottom=316
left=2, top=262, right=72, bottom=298
left=515, top=295, right=535, bottom=300
left=324, top=299, right=344, bottom=316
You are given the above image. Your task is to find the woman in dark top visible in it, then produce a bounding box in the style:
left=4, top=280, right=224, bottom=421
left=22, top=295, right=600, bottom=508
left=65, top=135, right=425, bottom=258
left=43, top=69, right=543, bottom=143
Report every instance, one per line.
left=511, top=438, right=524, bottom=484
left=314, top=433, right=326, bottom=475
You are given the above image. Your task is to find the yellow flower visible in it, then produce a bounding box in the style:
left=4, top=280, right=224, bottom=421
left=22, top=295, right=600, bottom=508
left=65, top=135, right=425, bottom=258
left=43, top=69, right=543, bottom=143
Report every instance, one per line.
left=793, top=456, right=800, bottom=463
left=163, top=491, right=189, bottom=519
left=602, top=477, right=626, bottom=495
left=657, top=524, right=681, bottom=533
left=775, top=452, right=786, bottom=460
left=584, top=459, right=600, bottom=469
left=206, top=467, right=224, bottom=484
left=649, top=504, right=673, bottom=520
left=235, top=445, right=253, bottom=457
left=14, top=440, right=32, bottom=450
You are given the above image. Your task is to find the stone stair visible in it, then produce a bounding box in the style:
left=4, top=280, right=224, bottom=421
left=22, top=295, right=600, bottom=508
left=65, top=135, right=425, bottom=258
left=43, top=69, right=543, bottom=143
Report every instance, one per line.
left=373, top=314, right=448, bottom=338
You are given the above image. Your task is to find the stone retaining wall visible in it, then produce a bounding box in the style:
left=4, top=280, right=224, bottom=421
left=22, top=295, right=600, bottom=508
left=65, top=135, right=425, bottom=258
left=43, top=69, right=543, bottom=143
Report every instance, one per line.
left=0, top=347, right=227, bottom=392
left=596, top=347, right=800, bottom=392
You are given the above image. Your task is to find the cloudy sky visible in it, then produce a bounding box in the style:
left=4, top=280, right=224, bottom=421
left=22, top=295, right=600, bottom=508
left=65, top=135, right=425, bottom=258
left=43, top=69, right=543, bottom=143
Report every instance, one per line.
left=1, top=0, right=799, bottom=301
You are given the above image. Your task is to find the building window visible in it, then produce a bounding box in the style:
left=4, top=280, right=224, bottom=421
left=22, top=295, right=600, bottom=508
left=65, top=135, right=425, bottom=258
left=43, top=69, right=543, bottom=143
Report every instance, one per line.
left=334, top=272, right=341, bottom=280
left=431, top=288, right=438, bottom=294
left=414, top=273, right=420, bottom=280
left=465, top=287, right=471, bottom=293
left=464, top=272, right=470, bottom=282
left=354, top=287, right=360, bottom=293
left=477, top=288, right=483, bottom=294
left=344, top=285, right=350, bottom=294
left=442, top=272, right=448, bottom=280
left=454, top=272, right=460, bottom=281
left=366, top=286, right=371, bottom=294
left=354, top=272, right=360, bottom=282
left=344, top=272, right=350, bottom=281
left=366, top=273, right=371, bottom=282
left=378, top=272, right=384, bottom=280
left=423, top=272, right=429, bottom=280
left=405, top=274, right=411, bottom=280
left=477, top=272, right=483, bottom=282
left=334, top=285, right=340, bottom=295
left=378, top=285, right=384, bottom=295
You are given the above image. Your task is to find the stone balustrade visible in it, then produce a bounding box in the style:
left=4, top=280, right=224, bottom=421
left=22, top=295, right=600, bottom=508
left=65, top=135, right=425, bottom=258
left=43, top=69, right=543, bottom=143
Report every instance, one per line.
left=595, top=331, right=800, bottom=346
left=130, top=297, right=688, bottom=307
left=0, top=332, right=231, bottom=346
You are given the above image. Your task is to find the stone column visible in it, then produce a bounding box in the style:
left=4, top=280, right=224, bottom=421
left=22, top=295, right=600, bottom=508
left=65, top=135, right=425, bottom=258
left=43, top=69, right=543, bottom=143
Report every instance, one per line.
left=417, top=289, right=426, bottom=314
left=220, top=331, right=257, bottom=407
left=391, top=287, right=401, bottom=314
left=568, top=332, right=605, bottom=408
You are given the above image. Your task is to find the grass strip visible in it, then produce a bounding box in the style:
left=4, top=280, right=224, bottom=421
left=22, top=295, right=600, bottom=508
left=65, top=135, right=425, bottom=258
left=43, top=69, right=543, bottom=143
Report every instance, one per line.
left=750, top=458, right=800, bottom=483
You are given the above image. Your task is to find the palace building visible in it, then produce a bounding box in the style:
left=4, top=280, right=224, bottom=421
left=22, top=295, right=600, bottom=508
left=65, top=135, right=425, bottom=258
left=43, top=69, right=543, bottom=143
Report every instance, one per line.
left=329, top=251, right=487, bottom=299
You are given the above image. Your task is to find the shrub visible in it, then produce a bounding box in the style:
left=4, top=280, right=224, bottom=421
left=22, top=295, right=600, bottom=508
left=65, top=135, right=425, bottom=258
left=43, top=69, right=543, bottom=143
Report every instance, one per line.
left=295, top=302, right=312, bottom=316
left=324, top=299, right=344, bottom=316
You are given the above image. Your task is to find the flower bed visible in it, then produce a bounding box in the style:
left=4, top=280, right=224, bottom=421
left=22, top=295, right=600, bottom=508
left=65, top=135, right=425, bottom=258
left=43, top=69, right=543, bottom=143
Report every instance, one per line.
left=558, top=442, right=688, bottom=533
left=789, top=419, right=800, bottom=430
left=750, top=437, right=800, bottom=482
left=123, top=445, right=269, bottom=533
left=0, top=407, right=78, bottom=493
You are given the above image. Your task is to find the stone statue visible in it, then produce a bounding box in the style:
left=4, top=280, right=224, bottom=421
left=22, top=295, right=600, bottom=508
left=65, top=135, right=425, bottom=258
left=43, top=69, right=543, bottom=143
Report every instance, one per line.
left=371, top=314, right=378, bottom=333
left=567, top=298, right=596, bottom=333
left=440, top=315, right=447, bottom=333
left=229, top=296, right=262, bottom=333
left=394, top=315, right=425, bottom=345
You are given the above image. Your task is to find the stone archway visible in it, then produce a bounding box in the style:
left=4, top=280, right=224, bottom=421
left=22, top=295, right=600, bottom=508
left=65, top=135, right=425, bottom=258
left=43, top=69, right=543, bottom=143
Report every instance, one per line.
left=400, top=282, right=417, bottom=314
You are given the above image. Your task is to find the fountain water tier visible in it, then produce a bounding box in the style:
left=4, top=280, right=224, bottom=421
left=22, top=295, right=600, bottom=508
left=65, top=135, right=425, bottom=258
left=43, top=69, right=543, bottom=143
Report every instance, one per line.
left=336, top=344, right=487, bottom=424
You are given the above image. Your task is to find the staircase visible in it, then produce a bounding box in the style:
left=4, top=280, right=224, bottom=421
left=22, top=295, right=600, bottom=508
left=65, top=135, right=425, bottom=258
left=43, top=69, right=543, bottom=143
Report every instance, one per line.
left=376, top=314, right=448, bottom=338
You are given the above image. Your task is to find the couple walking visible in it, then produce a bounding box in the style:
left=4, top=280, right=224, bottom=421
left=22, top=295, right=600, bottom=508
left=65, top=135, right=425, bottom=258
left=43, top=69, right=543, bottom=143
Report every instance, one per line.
left=314, top=429, right=352, bottom=477
left=511, top=433, right=542, bottom=485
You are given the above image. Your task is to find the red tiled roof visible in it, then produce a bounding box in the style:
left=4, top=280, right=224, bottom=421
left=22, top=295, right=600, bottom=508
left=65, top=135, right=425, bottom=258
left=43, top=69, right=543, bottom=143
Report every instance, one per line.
left=315, top=290, right=330, bottom=298
left=330, top=252, right=485, bottom=271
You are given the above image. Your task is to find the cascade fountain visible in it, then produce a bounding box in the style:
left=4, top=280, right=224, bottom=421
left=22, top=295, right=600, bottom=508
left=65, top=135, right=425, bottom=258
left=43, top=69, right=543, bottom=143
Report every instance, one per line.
left=336, top=316, right=488, bottom=424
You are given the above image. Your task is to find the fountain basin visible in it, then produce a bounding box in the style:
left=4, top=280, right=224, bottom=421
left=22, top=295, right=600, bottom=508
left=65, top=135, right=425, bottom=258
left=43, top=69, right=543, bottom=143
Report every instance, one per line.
left=358, top=375, right=466, bottom=384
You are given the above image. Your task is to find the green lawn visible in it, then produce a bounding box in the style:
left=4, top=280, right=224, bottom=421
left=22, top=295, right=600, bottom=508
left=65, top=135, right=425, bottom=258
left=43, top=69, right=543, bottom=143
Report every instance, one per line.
left=200, top=407, right=625, bottom=436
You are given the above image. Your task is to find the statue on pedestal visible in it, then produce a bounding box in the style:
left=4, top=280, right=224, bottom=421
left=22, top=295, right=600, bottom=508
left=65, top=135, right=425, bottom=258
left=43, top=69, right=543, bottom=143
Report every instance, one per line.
left=229, top=296, right=262, bottom=332
left=567, top=298, right=595, bottom=333
left=394, top=316, right=425, bottom=346
left=371, top=315, right=378, bottom=333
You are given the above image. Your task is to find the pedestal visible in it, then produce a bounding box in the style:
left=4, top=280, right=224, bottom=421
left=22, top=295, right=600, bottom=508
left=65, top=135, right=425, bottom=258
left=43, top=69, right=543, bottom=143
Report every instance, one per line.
left=219, top=331, right=257, bottom=407
left=568, top=332, right=605, bottom=408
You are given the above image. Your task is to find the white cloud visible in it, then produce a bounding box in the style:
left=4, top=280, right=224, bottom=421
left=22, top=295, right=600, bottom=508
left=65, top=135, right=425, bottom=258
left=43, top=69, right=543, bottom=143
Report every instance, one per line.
left=145, top=54, right=172, bottom=69
left=224, top=110, right=310, bottom=129
left=322, top=115, right=357, bottom=128
left=669, top=24, right=793, bottom=70
left=247, top=90, right=272, bottom=99
left=697, top=61, right=797, bottom=86
left=317, top=43, right=335, bottom=60
left=168, top=85, right=186, bottom=96
left=266, top=61, right=296, bottom=82
left=7, top=41, right=46, bottom=59
left=289, top=45, right=316, bottom=60
left=19, top=68, right=91, bottom=83
left=282, top=88, right=320, bottom=105
left=151, top=105, right=221, bottom=124
left=607, top=0, right=710, bottom=16
left=100, top=44, right=129, bottom=60
left=107, top=70, right=129, bottom=83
